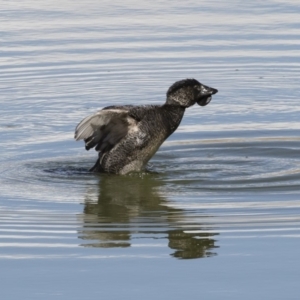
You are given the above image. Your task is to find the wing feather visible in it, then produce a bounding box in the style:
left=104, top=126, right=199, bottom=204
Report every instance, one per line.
left=74, top=108, right=137, bottom=152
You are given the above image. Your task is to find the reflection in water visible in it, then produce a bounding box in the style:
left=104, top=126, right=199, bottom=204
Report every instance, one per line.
left=77, top=173, right=218, bottom=259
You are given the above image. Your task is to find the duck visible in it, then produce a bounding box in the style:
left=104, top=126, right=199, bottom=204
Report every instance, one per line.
left=74, top=78, right=218, bottom=174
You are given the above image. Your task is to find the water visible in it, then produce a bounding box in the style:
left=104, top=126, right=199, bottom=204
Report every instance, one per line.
left=1, top=0, right=300, bottom=299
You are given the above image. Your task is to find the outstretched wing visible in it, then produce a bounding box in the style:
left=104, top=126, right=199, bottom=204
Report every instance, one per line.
left=74, top=108, right=138, bottom=152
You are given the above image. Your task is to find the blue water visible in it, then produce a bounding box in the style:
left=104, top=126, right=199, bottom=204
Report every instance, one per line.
left=1, top=1, right=300, bottom=299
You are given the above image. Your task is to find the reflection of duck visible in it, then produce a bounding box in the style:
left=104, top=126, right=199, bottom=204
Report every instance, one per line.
left=77, top=173, right=219, bottom=259
left=75, top=79, right=218, bottom=174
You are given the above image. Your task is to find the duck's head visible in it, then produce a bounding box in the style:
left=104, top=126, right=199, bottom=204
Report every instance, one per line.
left=166, top=78, right=218, bottom=108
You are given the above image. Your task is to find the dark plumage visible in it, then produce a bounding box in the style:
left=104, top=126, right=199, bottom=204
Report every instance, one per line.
left=74, top=79, right=218, bottom=174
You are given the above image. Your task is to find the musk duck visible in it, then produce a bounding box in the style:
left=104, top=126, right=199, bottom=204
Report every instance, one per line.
left=75, top=79, right=218, bottom=174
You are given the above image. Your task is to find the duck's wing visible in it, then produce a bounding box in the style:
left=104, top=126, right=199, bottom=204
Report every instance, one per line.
left=74, top=108, right=138, bottom=152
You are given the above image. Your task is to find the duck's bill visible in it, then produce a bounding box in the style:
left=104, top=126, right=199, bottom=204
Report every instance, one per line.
left=197, top=85, right=218, bottom=106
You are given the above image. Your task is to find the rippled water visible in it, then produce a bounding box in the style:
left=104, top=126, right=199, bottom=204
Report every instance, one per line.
left=1, top=0, right=300, bottom=299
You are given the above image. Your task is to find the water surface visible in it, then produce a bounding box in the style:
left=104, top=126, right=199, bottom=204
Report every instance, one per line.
left=1, top=0, right=300, bottom=299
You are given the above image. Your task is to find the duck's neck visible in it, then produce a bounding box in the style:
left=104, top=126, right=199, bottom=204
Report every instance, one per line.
left=162, top=104, right=186, bottom=135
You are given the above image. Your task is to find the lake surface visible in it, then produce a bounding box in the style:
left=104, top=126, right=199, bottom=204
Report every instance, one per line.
left=1, top=0, right=300, bottom=299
